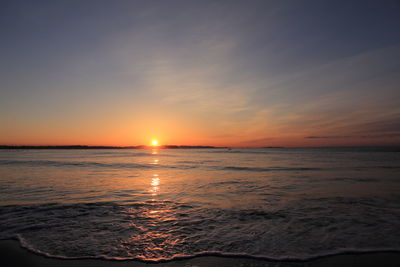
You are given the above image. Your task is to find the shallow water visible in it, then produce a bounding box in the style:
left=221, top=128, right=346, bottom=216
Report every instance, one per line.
left=1, top=148, right=400, bottom=260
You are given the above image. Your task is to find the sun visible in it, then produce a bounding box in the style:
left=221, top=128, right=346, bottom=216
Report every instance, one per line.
left=151, top=139, right=159, bottom=147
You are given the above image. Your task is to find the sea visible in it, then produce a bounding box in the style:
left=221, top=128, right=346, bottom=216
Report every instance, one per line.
left=0, top=147, right=400, bottom=261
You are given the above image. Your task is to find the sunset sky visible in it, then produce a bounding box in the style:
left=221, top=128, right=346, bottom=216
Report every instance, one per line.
left=1, top=0, right=400, bottom=147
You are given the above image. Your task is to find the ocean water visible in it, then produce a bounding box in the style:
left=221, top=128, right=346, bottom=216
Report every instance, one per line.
left=1, top=148, right=400, bottom=261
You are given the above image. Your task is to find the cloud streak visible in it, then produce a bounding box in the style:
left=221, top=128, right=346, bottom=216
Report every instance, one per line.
left=306, top=134, right=400, bottom=139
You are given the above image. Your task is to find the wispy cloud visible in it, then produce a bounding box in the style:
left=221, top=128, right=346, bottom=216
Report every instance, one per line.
left=353, top=117, right=400, bottom=134
left=306, top=134, right=400, bottom=139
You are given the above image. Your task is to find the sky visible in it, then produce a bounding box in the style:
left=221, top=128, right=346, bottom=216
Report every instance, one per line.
left=1, top=0, right=400, bottom=147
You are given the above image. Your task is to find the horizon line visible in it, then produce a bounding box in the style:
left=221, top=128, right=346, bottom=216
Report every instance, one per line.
left=1, top=144, right=400, bottom=149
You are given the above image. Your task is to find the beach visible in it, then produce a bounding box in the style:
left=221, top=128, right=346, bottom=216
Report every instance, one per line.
left=2, top=239, right=400, bottom=267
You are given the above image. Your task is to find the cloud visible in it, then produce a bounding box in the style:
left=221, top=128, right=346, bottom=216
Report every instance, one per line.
left=305, top=133, right=400, bottom=139
left=239, top=137, right=275, bottom=144
left=354, top=117, right=400, bottom=134
left=306, top=135, right=351, bottom=139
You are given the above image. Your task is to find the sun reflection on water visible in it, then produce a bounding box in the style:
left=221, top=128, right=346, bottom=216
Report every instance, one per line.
left=150, top=174, right=160, bottom=197
left=115, top=148, right=184, bottom=260
left=150, top=159, right=159, bottom=165
left=121, top=201, right=180, bottom=260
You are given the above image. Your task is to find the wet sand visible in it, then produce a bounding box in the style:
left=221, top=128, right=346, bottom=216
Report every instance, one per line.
left=1, top=240, right=400, bottom=267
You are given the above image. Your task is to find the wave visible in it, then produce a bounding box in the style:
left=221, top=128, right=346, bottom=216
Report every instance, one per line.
left=2, top=159, right=400, bottom=173
left=201, top=150, right=273, bottom=155
left=1, top=196, right=400, bottom=262
left=0, top=159, right=151, bottom=169
left=218, top=166, right=322, bottom=172
left=0, top=159, right=322, bottom=172
left=0, top=160, right=328, bottom=172
left=9, top=236, right=400, bottom=262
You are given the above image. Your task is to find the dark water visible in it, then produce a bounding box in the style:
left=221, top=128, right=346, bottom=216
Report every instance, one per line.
left=1, top=148, right=400, bottom=261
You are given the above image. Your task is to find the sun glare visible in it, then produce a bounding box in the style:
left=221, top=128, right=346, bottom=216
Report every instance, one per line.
left=151, top=139, right=159, bottom=147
